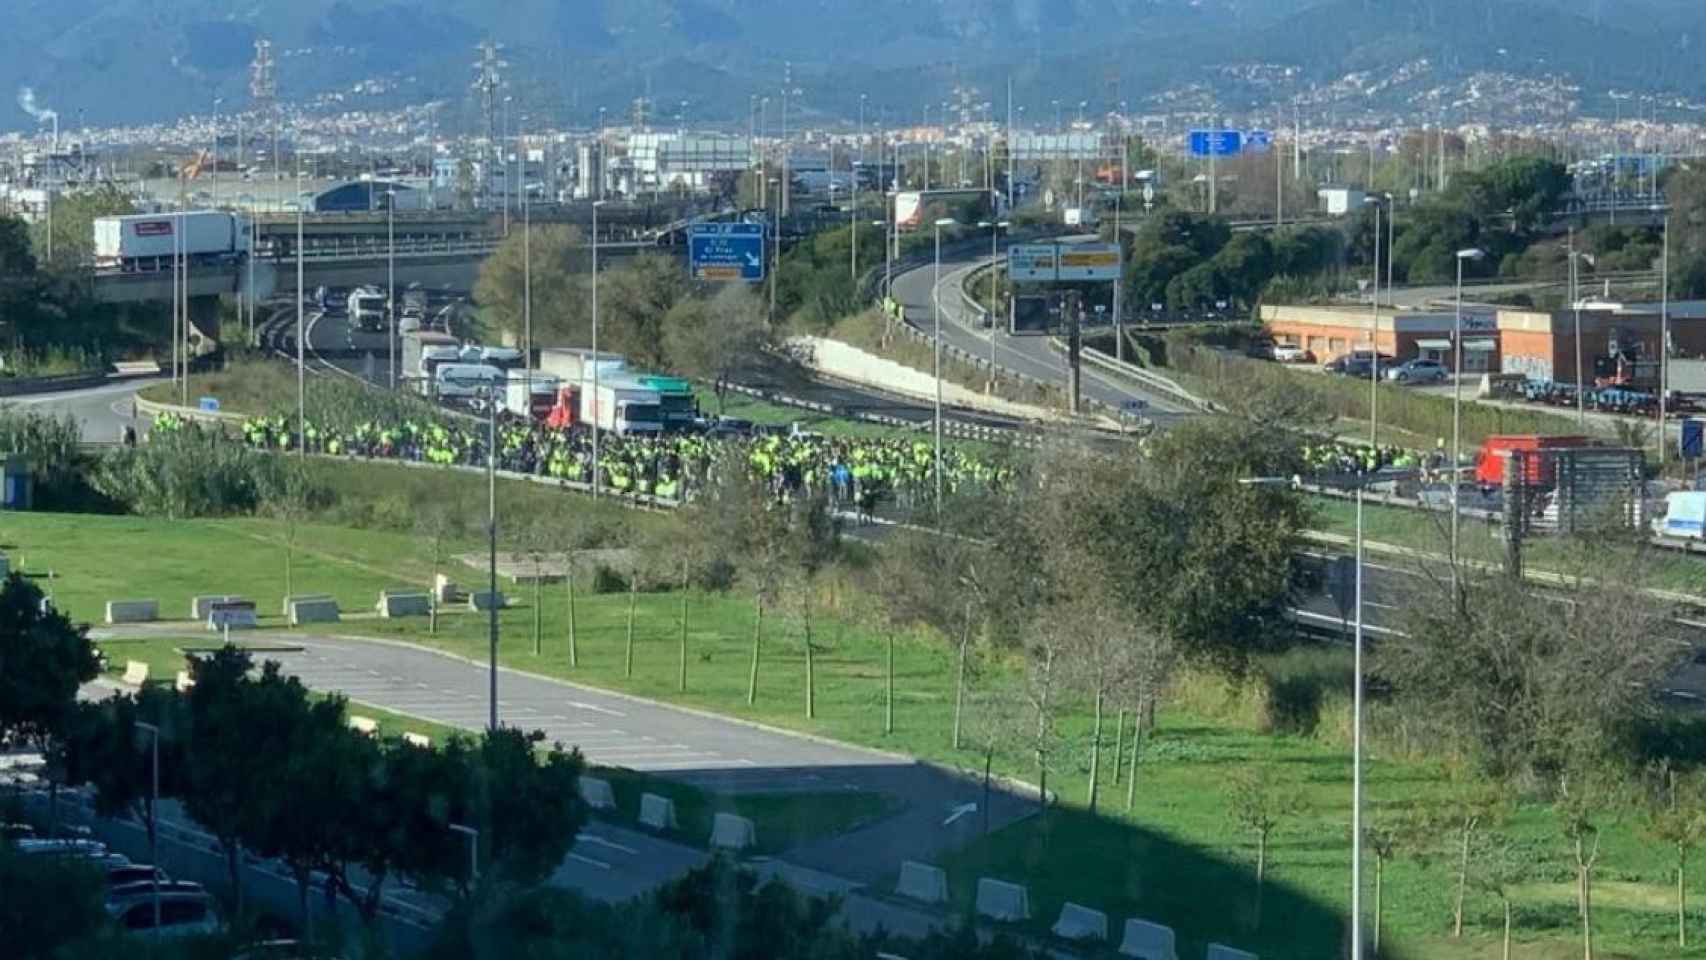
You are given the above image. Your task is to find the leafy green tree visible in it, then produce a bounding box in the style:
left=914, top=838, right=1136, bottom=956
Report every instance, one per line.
left=1210, top=232, right=1275, bottom=306
left=470, top=727, right=588, bottom=885
left=55, top=685, right=190, bottom=858
left=32, top=183, right=136, bottom=271
left=598, top=253, right=693, bottom=369
left=0, top=572, right=99, bottom=753
left=0, top=844, right=109, bottom=957
left=473, top=224, right=588, bottom=347
left=662, top=284, right=776, bottom=394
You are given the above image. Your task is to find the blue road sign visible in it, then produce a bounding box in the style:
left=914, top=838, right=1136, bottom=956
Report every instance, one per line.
left=1187, top=129, right=1244, bottom=158
left=689, top=222, right=766, bottom=282
left=198, top=396, right=220, bottom=413
left=1245, top=129, right=1273, bottom=151
left=1682, top=418, right=1705, bottom=459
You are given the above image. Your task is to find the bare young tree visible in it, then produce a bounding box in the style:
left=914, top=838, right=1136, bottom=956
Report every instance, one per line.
left=1227, top=767, right=1304, bottom=927
left=414, top=505, right=463, bottom=636
left=1556, top=767, right=1625, bottom=960
left=1642, top=763, right=1706, bottom=948
left=1436, top=774, right=1508, bottom=939
left=1471, top=831, right=1526, bottom=960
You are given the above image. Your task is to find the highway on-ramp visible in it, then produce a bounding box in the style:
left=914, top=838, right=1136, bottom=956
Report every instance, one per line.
left=887, top=249, right=1194, bottom=422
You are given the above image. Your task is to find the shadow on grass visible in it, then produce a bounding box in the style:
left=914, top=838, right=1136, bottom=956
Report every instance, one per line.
left=935, top=804, right=1360, bottom=960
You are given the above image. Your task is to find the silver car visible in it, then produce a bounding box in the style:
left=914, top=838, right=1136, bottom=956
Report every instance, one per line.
left=1385, top=358, right=1449, bottom=384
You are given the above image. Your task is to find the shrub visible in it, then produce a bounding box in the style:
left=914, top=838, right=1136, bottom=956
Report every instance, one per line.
left=90, top=425, right=322, bottom=519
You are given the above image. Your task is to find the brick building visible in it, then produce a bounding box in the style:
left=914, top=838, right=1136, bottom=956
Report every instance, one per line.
left=1259, top=304, right=1501, bottom=373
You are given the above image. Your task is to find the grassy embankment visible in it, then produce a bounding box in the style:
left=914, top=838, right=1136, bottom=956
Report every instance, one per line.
left=9, top=456, right=1706, bottom=958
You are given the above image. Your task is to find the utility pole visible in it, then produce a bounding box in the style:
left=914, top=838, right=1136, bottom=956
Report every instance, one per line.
left=472, top=41, right=506, bottom=215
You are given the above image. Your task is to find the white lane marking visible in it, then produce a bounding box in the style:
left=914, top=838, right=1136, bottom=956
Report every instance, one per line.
left=567, top=701, right=626, bottom=717
left=621, top=758, right=758, bottom=771
left=567, top=853, right=610, bottom=870
left=578, top=834, right=639, bottom=856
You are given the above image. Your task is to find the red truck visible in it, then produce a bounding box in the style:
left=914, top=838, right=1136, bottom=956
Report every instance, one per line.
left=1474, top=435, right=1593, bottom=486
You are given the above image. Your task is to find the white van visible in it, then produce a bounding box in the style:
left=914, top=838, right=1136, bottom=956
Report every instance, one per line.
left=110, top=890, right=221, bottom=940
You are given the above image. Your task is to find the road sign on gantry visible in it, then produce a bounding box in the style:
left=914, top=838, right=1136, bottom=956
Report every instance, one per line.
left=1187, top=129, right=1244, bottom=158
left=688, top=222, right=765, bottom=281
left=1007, top=244, right=1059, bottom=283
left=1056, top=243, right=1122, bottom=281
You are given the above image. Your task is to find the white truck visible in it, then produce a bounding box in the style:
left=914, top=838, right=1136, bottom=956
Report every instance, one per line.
left=347, top=287, right=387, bottom=332
left=93, top=211, right=251, bottom=270
left=539, top=347, right=625, bottom=384
left=578, top=381, right=663, bottom=435
left=434, top=363, right=505, bottom=406
left=504, top=373, right=560, bottom=420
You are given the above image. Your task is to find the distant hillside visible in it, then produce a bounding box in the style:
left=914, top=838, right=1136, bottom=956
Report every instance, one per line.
left=1, top=0, right=1701, bottom=131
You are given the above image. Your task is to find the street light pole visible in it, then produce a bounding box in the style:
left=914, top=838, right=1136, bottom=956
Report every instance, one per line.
left=485, top=385, right=498, bottom=732
left=296, top=162, right=305, bottom=458
left=387, top=188, right=396, bottom=390
left=932, top=217, right=954, bottom=524
left=136, top=721, right=160, bottom=935
left=1660, top=211, right=1671, bottom=467
left=591, top=200, right=604, bottom=498
left=1451, top=248, right=1485, bottom=601
left=523, top=159, right=532, bottom=408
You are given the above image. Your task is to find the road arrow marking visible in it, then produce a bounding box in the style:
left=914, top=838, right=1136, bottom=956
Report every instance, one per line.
left=942, top=802, right=977, bottom=827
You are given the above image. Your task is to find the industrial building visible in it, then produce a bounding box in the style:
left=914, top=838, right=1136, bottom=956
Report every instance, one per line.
left=1261, top=301, right=1706, bottom=383
left=310, top=179, right=429, bottom=213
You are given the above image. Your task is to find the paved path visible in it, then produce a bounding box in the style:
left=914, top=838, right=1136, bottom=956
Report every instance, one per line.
left=95, top=627, right=1037, bottom=887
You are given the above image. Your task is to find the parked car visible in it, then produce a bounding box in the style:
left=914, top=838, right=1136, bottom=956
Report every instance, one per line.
left=1271, top=343, right=1313, bottom=364
left=110, top=890, right=220, bottom=940
left=1386, top=358, right=1449, bottom=383
left=1324, top=352, right=1394, bottom=377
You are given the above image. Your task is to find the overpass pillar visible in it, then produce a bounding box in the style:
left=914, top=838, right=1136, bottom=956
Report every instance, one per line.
left=188, top=295, right=222, bottom=351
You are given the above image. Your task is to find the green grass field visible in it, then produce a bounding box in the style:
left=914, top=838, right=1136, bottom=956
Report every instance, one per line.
left=13, top=502, right=1706, bottom=959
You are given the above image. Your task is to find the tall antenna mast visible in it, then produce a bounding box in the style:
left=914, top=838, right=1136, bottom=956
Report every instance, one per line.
left=472, top=40, right=507, bottom=211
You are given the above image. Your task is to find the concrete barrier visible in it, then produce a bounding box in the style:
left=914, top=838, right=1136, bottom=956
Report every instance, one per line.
left=348, top=716, right=379, bottom=736
left=895, top=861, right=948, bottom=904
left=121, top=661, right=150, bottom=686
left=1117, top=919, right=1178, bottom=959
left=579, top=777, right=615, bottom=810
left=207, top=601, right=258, bottom=631
left=433, top=575, right=459, bottom=604
left=191, top=594, right=242, bottom=620
left=401, top=732, right=431, bottom=748
left=467, top=591, right=505, bottom=612
left=974, top=877, right=1030, bottom=922
left=281, top=594, right=332, bottom=617
left=1205, top=945, right=1258, bottom=960
left=288, top=597, right=340, bottom=626
left=1051, top=903, right=1108, bottom=941
left=377, top=591, right=432, bottom=618
left=638, top=793, right=678, bottom=831
left=174, top=670, right=195, bottom=693
left=105, top=600, right=158, bottom=624
left=709, top=813, right=756, bottom=851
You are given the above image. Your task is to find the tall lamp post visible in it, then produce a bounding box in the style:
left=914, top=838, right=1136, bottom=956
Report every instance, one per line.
left=1658, top=206, right=1671, bottom=466
left=591, top=200, right=606, bottom=498
left=484, top=382, right=497, bottom=731
left=1363, top=195, right=1385, bottom=445
left=1450, top=248, right=1486, bottom=598
left=135, top=721, right=161, bottom=935
left=386, top=186, right=397, bottom=390
left=931, top=216, right=957, bottom=523
left=295, top=160, right=305, bottom=458
left=977, top=219, right=1010, bottom=377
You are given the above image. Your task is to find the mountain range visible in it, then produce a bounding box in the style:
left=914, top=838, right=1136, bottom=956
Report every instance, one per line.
left=4, top=0, right=1704, bottom=132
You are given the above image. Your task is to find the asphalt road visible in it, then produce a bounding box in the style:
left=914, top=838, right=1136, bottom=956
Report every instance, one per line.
left=93, top=627, right=1035, bottom=889
left=888, top=250, right=1192, bottom=421
left=2, top=376, right=154, bottom=443
left=1289, top=549, right=1706, bottom=703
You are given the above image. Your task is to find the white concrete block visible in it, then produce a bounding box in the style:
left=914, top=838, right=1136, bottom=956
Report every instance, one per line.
left=121, top=661, right=149, bottom=686
left=433, top=575, right=459, bottom=603
left=174, top=670, right=195, bottom=693
left=709, top=812, right=756, bottom=851
left=401, top=732, right=431, bottom=748
left=467, top=590, right=505, bottom=612
left=105, top=600, right=158, bottom=624
left=191, top=594, right=241, bottom=620
left=975, top=877, right=1030, bottom=922
left=289, top=597, right=340, bottom=625
left=1206, top=945, right=1258, bottom=960
left=1118, top=919, right=1178, bottom=959
left=1051, top=902, right=1108, bottom=941
left=281, top=594, right=332, bottom=617
left=348, top=715, right=379, bottom=736
left=206, top=601, right=257, bottom=631
left=377, top=591, right=432, bottom=618
left=578, top=777, right=615, bottom=810
left=638, top=792, right=677, bottom=831
left=895, top=861, right=948, bottom=904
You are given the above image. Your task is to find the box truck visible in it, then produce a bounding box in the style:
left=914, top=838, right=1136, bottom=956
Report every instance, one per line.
left=93, top=211, right=251, bottom=269
left=579, top=382, right=664, bottom=435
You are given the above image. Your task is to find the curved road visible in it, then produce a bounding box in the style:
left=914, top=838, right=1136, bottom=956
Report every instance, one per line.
left=889, top=251, right=1193, bottom=423
left=4, top=377, right=154, bottom=444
